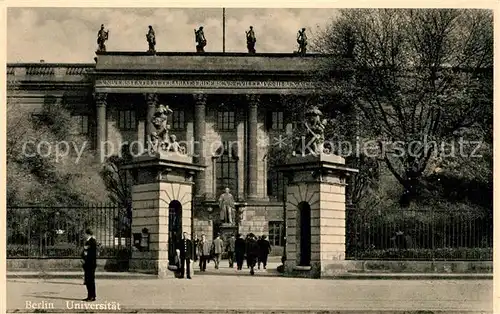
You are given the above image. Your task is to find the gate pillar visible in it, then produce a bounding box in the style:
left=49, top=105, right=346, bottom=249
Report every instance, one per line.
left=123, top=152, right=204, bottom=278
left=276, top=154, right=357, bottom=278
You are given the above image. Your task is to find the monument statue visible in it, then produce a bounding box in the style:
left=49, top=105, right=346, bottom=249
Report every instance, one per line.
left=294, top=106, right=328, bottom=156
left=97, top=24, right=109, bottom=52
left=218, top=187, right=235, bottom=224
left=194, top=26, right=207, bottom=53
left=146, top=25, right=156, bottom=53
left=149, top=104, right=173, bottom=152
left=246, top=26, right=256, bottom=54
left=297, top=28, right=307, bottom=55
left=167, top=134, right=186, bottom=154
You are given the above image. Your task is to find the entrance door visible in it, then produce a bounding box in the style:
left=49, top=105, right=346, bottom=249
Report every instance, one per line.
left=298, top=201, right=311, bottom=266
left=168, top=200, right=182, bottom=264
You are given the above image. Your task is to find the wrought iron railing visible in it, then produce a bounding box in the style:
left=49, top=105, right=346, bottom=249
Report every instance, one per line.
left=7, top=204, right=131, bottom=259
left=346, top=207, right=493, bottom=261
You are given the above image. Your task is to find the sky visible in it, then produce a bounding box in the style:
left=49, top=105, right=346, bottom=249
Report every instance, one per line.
left=7, top=8, right=339, bottom=63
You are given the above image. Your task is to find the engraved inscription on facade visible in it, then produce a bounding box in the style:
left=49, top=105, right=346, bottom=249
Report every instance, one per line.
left=95, top=79, right=319, bottom=89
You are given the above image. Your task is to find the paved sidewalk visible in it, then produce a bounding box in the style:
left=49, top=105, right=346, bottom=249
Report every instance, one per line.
left=7, top=266, right=493, bottom=313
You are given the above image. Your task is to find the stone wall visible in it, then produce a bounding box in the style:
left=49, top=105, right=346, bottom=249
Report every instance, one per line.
left=193, top=218, right=213, bottom=242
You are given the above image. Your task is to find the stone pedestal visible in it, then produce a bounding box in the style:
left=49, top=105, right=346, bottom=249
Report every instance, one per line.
left=277, top=154, right=357, bottom=278
left=123, top=152, right=204, bottom=278
left=217, top=223, right=238, bottom=240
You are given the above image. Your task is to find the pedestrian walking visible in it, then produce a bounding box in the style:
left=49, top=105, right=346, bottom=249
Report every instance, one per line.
left=193, top=234, right=200, bottom=263
left=176, top=232, right=193, bottom=279
left=226, top=234, right=236, bottom=268
left=257, top=235, right=272, bottom=270
left=212, top=233, right=224, bottom=269
left=234, top=233, right=246, bottom=270
left=246, top=233, right=259, bottom=276
left=197, top=234, right=211, bottom=271
left=81, top=229, right=97, bottom=301
left=245, top=234, right=251, bottom=268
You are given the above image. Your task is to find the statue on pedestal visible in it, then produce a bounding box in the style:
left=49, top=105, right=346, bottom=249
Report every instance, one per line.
left=246, top=26, right=256, bottom=53
left=194, top=26, right=207, bottom=53
left=218, top=187, right=235, bottom=224
left=294, top=106, right=328, bottom=156
left=146, top=25, right=156, bottom=53
left=149, top=104, right=172, bottom=153
left=97, top=24, right=109, bottom=52
left=297, top=28, right=307, bottom=55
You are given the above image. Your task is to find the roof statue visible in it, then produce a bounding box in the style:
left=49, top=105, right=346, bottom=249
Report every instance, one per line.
left=297, top=28, right=307, bottom=55
left=194, top=26, right=207, bottom=53
left=246, top=26, right=256, bottom=54
left=97, top=24, right=109, bottom=52
left=146, top=25, right=156, bottom=54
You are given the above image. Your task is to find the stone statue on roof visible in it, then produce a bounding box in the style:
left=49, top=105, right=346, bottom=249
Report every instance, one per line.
left=246, top=26, right=256, bottom=54
left=97, top=24, right=109, bottom=52
left=297, top=28, right=307, bottom=55
left=194, top=26, right=207, bottom=53
left=146, top=25, right=156, bottom=53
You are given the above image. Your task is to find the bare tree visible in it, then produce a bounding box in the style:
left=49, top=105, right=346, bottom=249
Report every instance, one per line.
left=314, top=9, right=493, bottom=205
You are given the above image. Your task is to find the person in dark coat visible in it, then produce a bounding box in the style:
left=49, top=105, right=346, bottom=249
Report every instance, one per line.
left=193, top=234, right=200, bottom=263
left=245, top=233, right=260, bottom=275
left=226, top=234, right=236, bottom=268
left=257, top=235, right=272, bottom=270
left=176, top=232, right=193, bottom=279
left=81, top=229, right=97, bottom=301
left=234, top=233, right=246, bottom=270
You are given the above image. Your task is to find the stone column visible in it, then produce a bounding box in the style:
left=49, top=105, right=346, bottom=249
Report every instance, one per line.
left=144, top=93, right=158, bottom=150
left=193, top=94, right=207, bottom=198
left=94, top=92, right=107, bottom=162
left=246, top=95, right=259, bottom=200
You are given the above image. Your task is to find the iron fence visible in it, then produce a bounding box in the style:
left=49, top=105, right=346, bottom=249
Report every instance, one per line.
left=346, top=207, right=493, bottom=261
left=7, top=204, right=131, bottom=259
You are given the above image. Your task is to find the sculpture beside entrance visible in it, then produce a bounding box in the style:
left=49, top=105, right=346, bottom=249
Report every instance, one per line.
left=149, top=104, right=186, bottom=154
left=218, top=187, right=236, bottom=224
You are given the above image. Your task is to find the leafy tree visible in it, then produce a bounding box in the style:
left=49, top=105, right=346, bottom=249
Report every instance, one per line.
left=314, top=9, right=493, bottom=205
left=7, top=94, right=108, bottom=206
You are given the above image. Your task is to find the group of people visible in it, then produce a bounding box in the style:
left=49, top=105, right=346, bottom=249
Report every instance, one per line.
left=175, top=232, right=272, bottom=278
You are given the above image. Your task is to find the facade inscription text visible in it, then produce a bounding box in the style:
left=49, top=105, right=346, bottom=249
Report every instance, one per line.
left=96, top=79, right=318, bottom=89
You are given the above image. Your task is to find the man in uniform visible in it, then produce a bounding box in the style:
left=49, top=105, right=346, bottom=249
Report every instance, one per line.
left=176, top=232, right=193, bottom=279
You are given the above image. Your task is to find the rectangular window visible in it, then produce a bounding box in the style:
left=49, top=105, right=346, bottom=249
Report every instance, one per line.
left=217, top=111, right=235, bottom=130
left=268, top=221, right=284, bottom=246
left=171, top=110, right=185, bottom=130
left=216, top=141, right=238, bottom=197
left=267, top=170, right=286, bottom=201
left=118, top=110, right=136, bottom=131
left=271, top=112, right=284, bottom=130
left=71, top=115, right=89, bottom=135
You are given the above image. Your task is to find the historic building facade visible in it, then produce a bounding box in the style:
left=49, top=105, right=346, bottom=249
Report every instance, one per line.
left=7, top=51, right=329, bottom=253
